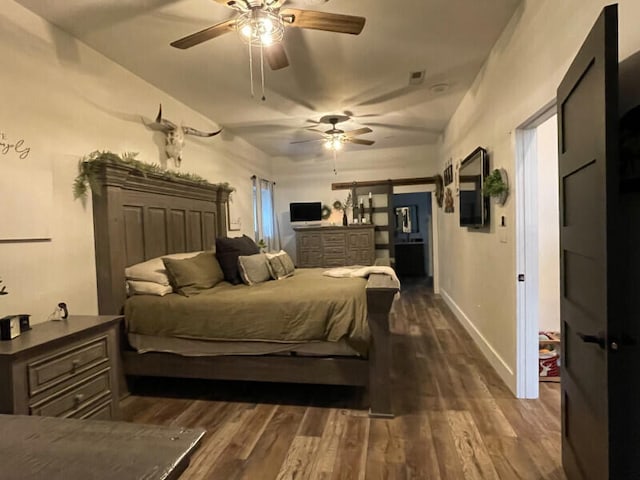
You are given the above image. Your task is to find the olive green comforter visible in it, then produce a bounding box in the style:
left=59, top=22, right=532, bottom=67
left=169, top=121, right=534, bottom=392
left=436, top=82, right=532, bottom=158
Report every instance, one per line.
left=125, top=268, right=369, bottom=354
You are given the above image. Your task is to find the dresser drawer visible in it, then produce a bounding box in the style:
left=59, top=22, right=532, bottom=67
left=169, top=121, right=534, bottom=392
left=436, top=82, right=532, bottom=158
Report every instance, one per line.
left=30, top=368, right=112, bottom=418
left=75, top=397, right=115, bottom=420
left=298, top=233, right=322, bottom=249
left=322, top=233, right=346, bottom=246
left=28, top=335, right=109, bottom=397
left=324, top=256, right=347, bottom=267
left=298, top=250, right=323, bottom=268
left=324, top=246, right=346, bottom=257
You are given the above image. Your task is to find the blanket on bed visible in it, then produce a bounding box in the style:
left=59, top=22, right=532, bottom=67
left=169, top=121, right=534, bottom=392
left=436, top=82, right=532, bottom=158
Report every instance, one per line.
left=322, top=265, right=400, bottom=286
left=125, top=268, right=369, bottom=355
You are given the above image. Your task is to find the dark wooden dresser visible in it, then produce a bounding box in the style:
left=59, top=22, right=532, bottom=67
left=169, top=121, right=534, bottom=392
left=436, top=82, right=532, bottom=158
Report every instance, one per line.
left=0, top=315, right=122, bottom=420
left=294, top=224, right=375, bottom=267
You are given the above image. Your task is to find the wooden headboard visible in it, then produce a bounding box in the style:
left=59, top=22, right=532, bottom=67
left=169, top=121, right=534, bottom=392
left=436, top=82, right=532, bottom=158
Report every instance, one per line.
left=91, top=160, right=232, bottom=314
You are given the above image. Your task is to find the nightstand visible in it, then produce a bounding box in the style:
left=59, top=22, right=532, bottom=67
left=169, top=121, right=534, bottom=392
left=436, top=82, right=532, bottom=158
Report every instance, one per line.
left=0, top=315, right=123, bottom=419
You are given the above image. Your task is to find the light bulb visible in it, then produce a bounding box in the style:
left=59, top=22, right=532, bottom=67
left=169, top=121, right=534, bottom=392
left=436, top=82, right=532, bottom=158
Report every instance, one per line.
left=260, top=34, right=273, bottom=45
left=333, top=140, right=343, bottom=150
left=324, top=140, right=333, bottom=150
left=240, top=24, right=252, bottom=38
left=261, top=18, right=274, bottom=33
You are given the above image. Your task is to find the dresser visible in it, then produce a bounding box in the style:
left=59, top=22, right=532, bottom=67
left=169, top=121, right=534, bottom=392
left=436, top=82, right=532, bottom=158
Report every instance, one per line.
left=0, top=315, right=122, bottom=420
left=294, top=225, right=375, bottom=268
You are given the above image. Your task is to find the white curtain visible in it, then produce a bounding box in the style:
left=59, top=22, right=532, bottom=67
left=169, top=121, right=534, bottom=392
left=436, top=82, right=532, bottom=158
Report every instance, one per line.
left=252, top=176, right=280, bottom=251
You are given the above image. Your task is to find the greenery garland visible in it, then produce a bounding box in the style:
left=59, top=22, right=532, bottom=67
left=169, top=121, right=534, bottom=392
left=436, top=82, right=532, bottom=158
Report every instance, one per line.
left=73, top=150, right=222, bottom=204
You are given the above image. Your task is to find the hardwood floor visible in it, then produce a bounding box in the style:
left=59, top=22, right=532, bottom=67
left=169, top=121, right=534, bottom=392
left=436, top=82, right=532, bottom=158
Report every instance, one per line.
left=120, top=279, right=566, bottom=479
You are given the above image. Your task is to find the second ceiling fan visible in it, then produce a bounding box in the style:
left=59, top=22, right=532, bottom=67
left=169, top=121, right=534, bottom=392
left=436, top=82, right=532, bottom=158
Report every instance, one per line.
left=170, top=0, right=366, bottom=71
left=292, top=115, right=375, bottom=150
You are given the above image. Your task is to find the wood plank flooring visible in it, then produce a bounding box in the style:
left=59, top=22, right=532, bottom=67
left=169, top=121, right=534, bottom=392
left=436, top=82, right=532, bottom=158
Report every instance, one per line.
left=121, top=279, right=565, bottom=479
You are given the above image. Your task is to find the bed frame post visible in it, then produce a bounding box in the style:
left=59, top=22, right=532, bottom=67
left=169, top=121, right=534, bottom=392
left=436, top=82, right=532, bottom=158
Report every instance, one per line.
left=366, top=273, right=399, bottom=418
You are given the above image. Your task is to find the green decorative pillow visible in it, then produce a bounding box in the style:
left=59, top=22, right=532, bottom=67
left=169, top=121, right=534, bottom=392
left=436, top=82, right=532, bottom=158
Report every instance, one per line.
left=265, top=250, right=295, bottom=280
left=162, top=251, right=224, bottom=296
left=238, top=253, right=271, bottom=286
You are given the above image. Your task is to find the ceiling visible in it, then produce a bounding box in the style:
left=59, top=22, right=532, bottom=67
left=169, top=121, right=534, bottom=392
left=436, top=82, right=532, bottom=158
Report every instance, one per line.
left=17, top=0, right=521, bottom=160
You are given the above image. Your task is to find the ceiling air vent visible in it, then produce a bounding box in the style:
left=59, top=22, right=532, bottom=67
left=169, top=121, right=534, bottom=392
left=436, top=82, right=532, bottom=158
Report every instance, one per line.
left=408, top=70, right=425, bottom=85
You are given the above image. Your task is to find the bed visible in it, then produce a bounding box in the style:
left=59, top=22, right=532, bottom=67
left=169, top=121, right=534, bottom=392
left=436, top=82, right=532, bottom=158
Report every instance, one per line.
left=91, top=159, right=399, bottom=417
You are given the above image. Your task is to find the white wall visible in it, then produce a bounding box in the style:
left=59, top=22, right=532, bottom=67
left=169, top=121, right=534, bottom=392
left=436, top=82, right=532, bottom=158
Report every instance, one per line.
left=536, top=115, right=560, bottom=333
left=0, top=2, right=271, bottom=323
left=272, top=144, right=440, bottom=260
left=438, top=0, right=640, bottom=392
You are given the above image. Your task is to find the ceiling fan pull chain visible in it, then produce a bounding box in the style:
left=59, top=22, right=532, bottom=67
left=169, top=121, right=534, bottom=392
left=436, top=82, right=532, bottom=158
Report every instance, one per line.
left=333, top=148, right=338, bottom=175
left=260, top=43, right=266, bottom=101
left=248, top=43, right=255, bottom=98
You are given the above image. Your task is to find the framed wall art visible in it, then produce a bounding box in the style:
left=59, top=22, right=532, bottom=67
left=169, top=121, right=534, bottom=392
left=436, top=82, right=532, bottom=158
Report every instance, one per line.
left=227, top=191, right=241, bottom=231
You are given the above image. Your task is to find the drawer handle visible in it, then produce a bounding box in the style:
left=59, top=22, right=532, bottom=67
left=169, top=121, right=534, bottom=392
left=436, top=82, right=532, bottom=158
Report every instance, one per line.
left=71, top=359, right=80, bottom=372
left=74, top=394, right=85, bottom=407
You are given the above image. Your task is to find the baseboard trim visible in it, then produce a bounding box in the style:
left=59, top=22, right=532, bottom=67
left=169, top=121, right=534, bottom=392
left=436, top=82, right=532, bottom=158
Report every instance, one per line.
left=440, top=288, right=516, bottom=394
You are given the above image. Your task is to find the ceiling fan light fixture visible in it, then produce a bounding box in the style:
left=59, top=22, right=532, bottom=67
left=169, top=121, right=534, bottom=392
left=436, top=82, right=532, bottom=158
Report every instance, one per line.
left=325, top=136, right=343, bottom=150
left=237, top=8, right=285, bottom=47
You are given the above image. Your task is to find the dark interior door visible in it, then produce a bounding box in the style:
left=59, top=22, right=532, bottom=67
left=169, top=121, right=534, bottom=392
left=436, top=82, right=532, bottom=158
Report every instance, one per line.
left=557, top=5, right=621, bottom=479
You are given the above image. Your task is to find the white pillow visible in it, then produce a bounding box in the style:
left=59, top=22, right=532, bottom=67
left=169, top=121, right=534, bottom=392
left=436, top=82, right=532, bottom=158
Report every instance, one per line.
left=265, top=250, right=295, bottom=280
left=127, top=280, right=173, bottom=297
left=125, top=251, right=202, bottom=285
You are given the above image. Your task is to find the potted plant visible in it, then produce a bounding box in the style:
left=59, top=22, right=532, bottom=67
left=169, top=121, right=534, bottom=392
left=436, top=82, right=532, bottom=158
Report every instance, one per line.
left=483, top=168, right=509, bottom=206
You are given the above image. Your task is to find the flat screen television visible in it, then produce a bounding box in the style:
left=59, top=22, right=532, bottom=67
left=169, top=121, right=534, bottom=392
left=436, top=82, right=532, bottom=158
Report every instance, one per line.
left=459, top=146, right=489, bottom=228
left=289, top=202, right=322, bottom=223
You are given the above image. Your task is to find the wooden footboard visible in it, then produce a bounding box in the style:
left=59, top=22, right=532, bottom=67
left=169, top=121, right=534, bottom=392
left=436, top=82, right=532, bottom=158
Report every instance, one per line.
left=120, top=273, right=399, bottom=417
left=366, top=273, right=400, bottom=418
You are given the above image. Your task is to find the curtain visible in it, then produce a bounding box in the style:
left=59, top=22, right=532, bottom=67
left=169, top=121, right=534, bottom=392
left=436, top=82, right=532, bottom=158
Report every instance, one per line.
left=251, top=176, right=280, bottom=252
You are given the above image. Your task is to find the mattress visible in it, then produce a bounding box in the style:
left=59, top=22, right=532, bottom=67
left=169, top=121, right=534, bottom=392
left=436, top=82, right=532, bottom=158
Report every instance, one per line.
left=124, top=268, right=369, bottom=355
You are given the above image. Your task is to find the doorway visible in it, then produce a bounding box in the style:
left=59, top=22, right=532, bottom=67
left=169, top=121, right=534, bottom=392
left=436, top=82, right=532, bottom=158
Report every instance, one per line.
left=393, top=185, right=438, bottom=292
left=515, top=104, right=561, bottom=399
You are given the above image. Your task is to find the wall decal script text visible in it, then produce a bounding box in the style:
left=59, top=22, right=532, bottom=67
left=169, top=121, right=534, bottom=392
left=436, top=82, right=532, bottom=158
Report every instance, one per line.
left=0, top=132, right=30, bottom=159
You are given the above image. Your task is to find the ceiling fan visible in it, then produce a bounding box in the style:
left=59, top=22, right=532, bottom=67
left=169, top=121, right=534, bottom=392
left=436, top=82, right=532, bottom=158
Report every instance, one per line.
left=170, top=0, right=366, bottom=71
left=292, top=114, right=375, bottom=150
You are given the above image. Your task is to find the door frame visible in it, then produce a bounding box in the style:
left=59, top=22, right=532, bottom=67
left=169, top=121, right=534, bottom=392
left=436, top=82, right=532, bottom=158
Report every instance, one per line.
left=393, top=184, right=439, bottom=293
left=515, top=100, right=557, bottom=398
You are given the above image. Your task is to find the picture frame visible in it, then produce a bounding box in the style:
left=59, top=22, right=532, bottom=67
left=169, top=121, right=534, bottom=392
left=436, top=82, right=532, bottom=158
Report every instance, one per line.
left=227, top=192, right=241, bottom=231
left=443, top=163, right=453, bottom=186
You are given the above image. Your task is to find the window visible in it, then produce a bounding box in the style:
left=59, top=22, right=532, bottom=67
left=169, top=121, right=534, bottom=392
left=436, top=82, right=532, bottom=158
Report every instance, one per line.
left=252, top=176, right=280, bottom=251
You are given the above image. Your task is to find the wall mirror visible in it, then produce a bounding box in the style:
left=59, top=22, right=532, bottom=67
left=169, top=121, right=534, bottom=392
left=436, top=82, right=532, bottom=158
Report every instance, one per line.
left=395, top=205, right=419, bottom=233
left=459, top=146, right=489, bottom=228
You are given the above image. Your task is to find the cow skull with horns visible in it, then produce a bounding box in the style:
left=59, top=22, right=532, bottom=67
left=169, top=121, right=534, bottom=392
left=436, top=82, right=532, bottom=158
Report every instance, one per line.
left=151, top=104, right=222, bottom=167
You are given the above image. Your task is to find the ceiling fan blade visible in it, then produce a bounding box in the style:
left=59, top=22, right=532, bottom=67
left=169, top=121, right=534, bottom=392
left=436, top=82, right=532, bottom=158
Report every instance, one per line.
left=343, top=127, right=373, bottom=136
left=265, top=43, right=290, bottom=70
left=212, top=0, right=252, bottom=10
left=348, top=138, right=375, bottom=146
left=280, top=9, right=366, bottom=35
left=170, top=19, right=236, bottom=49
left=305, top=128, right=326, bottom=134
left=290, top=138, right=324, bottom=144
